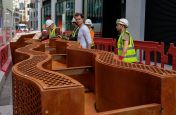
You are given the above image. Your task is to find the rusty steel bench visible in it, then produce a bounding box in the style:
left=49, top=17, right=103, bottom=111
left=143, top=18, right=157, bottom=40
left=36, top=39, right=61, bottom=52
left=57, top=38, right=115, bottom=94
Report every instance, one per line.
left=11, top=37, right=84, bottom=115
left=10, top=34, right=176, bottom=115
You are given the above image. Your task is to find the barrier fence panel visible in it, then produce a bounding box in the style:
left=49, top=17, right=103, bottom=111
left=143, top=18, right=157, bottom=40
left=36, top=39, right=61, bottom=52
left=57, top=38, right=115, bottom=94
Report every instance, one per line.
left=167, top=43, right=176, bottom=70
left=94, top=37, right=116, bottom=53
left=0, top=44, right=8, bottom=70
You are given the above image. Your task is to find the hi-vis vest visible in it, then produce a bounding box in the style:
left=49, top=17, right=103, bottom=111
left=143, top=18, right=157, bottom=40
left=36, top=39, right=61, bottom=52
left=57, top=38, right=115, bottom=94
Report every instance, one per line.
left=117, top=30, right=137, bottom=63
left=71, top=27, right=79, bottom=37
left=49, top=26, right=57, bottom=38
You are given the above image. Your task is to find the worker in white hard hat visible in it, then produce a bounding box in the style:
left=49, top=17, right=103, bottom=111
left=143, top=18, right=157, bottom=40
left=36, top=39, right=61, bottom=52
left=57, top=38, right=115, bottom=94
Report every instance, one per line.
left=71, top=17, right=76, bottom=23
left=85, top=19, right=94, bottom=48
left=115, top=18, right=137, bottom=63
left=70, top=17, right=79, bottom=41
left=45, top=19, right=60, bottom=39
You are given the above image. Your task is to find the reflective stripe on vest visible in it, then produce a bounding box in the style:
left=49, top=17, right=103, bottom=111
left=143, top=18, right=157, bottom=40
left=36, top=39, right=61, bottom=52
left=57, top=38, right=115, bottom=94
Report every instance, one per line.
left=71, top=27, right=79, bottom=37
left=117, top=30, right=137, bottom=63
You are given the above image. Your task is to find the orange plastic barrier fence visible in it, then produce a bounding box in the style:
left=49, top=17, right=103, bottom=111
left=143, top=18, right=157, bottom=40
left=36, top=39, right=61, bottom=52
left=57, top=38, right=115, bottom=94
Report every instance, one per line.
left=134, top=41, right=167, bottom=67
left=167, top=43, right=176, bottom=70
left=0, top=44, right=12, bottom=75
left=94, top=37, right=116, bottom=53
left=0, top=45, right=8, bottom=70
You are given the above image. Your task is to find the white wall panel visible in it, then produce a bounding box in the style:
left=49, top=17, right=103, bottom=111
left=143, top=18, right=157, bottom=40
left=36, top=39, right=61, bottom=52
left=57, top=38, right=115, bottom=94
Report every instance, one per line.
left=126, top=0, right=146, bottom=40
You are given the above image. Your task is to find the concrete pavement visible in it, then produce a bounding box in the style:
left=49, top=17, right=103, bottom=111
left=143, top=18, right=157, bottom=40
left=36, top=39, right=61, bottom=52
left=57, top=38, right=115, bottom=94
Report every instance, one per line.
left=0, top=71, right=13, bottom=115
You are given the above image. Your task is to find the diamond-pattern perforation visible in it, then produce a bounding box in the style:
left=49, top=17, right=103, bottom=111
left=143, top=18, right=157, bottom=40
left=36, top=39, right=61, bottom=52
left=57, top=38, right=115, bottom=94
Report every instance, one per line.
left=13, top=76, right=42, bottom=115
left=97, top=51, right=176, bottom=75
left=16, top=55, right=76, bottom=87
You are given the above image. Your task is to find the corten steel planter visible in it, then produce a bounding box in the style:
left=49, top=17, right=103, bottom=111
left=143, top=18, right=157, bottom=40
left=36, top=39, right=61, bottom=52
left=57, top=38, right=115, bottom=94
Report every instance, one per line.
left=10, top=34, right=176, bottom=115
left=11, top=36, right=84, bottom=115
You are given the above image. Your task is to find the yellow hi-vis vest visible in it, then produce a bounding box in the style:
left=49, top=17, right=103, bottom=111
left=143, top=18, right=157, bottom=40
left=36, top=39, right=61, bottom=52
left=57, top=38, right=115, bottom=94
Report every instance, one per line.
left=117, top=30, right=137, bottom=63
left=71, top=27, right=79, bottom=37
left=49, top=25, right=57, bottom=38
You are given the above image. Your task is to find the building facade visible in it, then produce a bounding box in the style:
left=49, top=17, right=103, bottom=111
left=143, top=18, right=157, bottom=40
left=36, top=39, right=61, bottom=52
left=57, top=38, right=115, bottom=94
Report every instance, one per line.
left=28, top=0, right=37, bottom=30
left=37, top=0, right=176, bottom=45
left=2, top=0, right=13, bottom=43
left=19, top=0, right=26, bottom=22
left=36, top=0, right=145, bottom=40
left=41, top=0, right=102, bottom=33
left=13, top=0, right=20, bottom=26
left=55, top=0, right=75, bottom=32
left=84, top=0, right=103, bottom=33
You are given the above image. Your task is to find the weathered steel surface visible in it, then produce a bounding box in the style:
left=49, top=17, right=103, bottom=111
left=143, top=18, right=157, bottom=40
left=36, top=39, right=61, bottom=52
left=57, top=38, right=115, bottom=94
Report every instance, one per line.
left=11, top=34, right=176, bottom=115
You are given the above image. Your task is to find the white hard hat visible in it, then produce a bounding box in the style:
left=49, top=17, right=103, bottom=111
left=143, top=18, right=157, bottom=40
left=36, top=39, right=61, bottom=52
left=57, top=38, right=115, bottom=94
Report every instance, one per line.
left=46, top=19, right=54, bottom=27
left=116, top=18, right=128, bottom=27
left=71, top=17, right=76, bottom=23
left=85, top=19, right=92, bottom=25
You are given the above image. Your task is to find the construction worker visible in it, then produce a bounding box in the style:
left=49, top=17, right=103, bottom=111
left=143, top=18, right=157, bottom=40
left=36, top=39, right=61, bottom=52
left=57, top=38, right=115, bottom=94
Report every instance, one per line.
left=70, top=17, right=79, bottom=41
left=85, top=19, right=94, bottom=48
left=45, top=19, right=60, bottom=39
left=116, top=18, right=137, bottom=63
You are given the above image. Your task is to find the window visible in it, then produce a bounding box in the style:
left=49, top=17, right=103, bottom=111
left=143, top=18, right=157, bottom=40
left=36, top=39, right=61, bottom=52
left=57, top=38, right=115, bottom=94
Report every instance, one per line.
left=43, top=4, right=51, bottom=16
left=55, top=0, right=75, bottom=30
left=87, top=0, right=103, bottom=23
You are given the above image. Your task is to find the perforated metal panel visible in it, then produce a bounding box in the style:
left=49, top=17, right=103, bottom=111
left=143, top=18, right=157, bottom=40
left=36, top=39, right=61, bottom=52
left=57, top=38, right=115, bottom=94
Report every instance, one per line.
left=12, top=36, right=176, bottom=115
left=12, top=38, right=84, bottom=114
left=16, top=56, right=76, bottom=87
left=13, top=76, right=42, bottom=115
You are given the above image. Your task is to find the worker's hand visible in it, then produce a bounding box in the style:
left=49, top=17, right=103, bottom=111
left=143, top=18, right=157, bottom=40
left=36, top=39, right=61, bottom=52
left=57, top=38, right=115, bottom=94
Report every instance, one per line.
left=119, top=56, right=124, bottom=61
